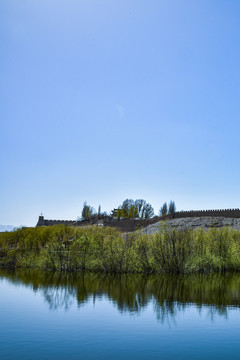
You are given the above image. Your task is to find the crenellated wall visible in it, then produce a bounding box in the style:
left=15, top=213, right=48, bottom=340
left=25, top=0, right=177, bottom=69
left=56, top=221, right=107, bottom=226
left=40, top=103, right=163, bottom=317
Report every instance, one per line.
left=36, top=209, right=240, bottom=231
left=170, top=208, right=240, bottom=219
left=36, top=216, right=77, bottom=227
left=36, top=215, right=159, bottom=232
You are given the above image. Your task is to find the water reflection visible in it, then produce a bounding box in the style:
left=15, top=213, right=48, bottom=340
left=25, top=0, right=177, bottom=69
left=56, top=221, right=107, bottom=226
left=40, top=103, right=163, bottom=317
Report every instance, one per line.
left=1, top=269, right=240, bottom=322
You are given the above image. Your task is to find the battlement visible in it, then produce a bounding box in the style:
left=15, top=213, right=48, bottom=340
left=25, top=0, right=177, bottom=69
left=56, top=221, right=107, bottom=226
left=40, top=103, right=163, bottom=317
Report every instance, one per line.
left=36, top=208, right=240, bottom=231
left=36, top=216, right=76, bottom=227
left=171, top=208, right=240, bottom=219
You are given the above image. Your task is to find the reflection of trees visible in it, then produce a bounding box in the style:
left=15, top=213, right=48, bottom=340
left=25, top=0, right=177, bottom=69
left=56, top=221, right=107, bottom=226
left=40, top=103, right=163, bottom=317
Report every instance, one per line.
left=43, top=286, right=74, bottom=310
left=42, top=272, right=76, bottom=310
left=153, top=301, right=184, bottom=325
left=1, top=269, right=240, bottom=321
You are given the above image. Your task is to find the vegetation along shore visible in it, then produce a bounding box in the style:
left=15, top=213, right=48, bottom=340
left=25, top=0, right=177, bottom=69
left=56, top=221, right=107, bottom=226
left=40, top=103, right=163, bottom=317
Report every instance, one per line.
left=1, top=225, right=240, bottom=274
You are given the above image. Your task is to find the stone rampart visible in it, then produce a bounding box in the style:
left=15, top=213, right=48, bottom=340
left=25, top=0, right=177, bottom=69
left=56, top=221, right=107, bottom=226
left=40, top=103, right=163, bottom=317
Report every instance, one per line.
left=36, top=209, right=240, bottom=231
left=36, top=216, right=76, bottom=227
left=171, top=208, right=240, bottom=219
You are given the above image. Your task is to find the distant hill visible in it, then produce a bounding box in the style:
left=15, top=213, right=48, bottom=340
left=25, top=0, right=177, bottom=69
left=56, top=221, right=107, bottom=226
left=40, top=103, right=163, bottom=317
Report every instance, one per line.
left=0, top=225, right=17, bottom=232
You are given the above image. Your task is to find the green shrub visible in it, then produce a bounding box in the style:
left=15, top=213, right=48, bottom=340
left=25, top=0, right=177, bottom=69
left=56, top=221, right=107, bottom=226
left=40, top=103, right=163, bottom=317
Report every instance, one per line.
left=1, top=225, right=240, bottom=274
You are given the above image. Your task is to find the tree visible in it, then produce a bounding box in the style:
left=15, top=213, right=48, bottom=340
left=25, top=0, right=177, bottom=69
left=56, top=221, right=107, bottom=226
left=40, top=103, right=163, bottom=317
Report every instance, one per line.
left=81, top=202, right=96, bottom=220
left=159, top=202, right=168, bottom=217
left=97, top=205, right=102, bottom=219
left=129, top=205, right=138, bottom=219
left=168, top=200, right=176, bottom=215
left=143, top=202, right=154, bottom=219
left=116, top=207, right=123, bottom=220
left=113, top=199, right=154, bottom=219
left=121, top=199, right=135, bottom=218
left=135, top=199, right=146, bottom=218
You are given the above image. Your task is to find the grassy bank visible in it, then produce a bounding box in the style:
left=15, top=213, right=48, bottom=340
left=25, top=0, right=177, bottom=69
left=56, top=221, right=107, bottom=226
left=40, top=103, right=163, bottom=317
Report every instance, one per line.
left=0, top=225, right=240, bottom=273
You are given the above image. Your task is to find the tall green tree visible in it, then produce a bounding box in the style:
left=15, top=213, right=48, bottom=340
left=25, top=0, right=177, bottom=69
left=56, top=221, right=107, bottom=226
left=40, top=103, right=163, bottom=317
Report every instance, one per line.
left=168, top=200, right=176, bottom=215
left=159, top=202, right=168, bottom=217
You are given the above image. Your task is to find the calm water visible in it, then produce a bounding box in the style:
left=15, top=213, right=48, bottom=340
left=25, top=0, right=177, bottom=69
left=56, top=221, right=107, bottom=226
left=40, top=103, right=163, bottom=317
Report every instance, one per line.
left=0, top=270, right=240, bottom=359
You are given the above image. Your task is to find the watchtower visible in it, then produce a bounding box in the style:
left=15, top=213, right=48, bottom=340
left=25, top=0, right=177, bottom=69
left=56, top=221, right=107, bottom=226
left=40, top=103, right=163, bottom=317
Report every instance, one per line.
left=37, top=215, right=45, bottom=226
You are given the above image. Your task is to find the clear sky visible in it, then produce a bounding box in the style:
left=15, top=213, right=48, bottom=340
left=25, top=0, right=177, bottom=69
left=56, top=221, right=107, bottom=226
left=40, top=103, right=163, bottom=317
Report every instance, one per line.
left=1, top=0, right=240, bottom=226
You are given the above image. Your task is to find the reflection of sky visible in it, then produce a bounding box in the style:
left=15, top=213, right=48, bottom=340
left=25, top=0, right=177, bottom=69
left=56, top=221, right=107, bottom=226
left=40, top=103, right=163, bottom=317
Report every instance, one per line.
left=1, top=278, right=240, bottom=360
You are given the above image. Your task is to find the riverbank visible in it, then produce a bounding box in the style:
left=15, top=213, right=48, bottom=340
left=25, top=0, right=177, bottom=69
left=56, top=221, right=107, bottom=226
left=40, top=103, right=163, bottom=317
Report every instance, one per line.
left=1, top=225, right=240, bottom=273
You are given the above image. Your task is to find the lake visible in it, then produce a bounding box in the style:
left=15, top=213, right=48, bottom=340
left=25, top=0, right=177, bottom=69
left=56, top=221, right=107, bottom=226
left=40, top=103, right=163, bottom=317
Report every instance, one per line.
left=0, top=270, right=240, bottom=359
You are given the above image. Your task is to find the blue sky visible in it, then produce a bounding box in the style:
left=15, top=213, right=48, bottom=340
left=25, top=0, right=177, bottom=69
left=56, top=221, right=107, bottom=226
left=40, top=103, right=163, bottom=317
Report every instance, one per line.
left=1, top=0, right=240, bottom=226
